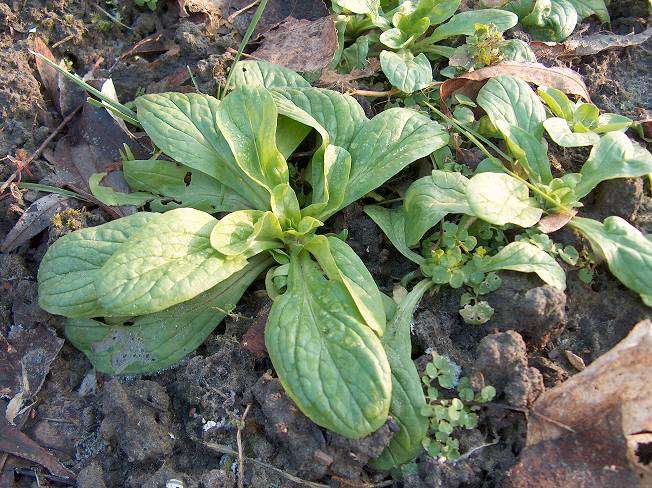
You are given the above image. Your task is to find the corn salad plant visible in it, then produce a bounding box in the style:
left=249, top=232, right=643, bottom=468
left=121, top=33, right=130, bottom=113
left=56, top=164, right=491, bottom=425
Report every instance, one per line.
left=36, top=59, right=451, bottom=443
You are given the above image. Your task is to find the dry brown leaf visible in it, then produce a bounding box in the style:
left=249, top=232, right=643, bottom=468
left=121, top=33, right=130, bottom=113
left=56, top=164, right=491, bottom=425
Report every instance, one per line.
left=537, top=209, right=578, bottom=234
left=0, top=415, right=73, bottom=480
left=229, top=0, right=330, bottom=38
left=120, top=31, right=170, bottom=60
left=252, top=16, right=338, bottom=73
left=318, top=58, right=380, bottom=88
left=508, top=319, right=652, bottom=487
left=0, top=194, right=76, bottom=253
left=532, top=27, right=652, bottom=60
left=440, top=61, right=590, bottom=109
left=241, top=302, right=272, bottom=358
left=0, top=327, right=64, bottom=405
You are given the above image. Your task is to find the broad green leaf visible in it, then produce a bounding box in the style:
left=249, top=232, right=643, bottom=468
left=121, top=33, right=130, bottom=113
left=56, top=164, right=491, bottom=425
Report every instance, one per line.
left=466, top=172, right=543, bottom=227
left=569, top=216, right=652, bottom=306
left=501, top=125, right=553, bottom=183
left=477, top=76, right=546, bottom=138
left=302, top=145, right=352, bottom=221
left=337, top=0, right=381, bottom=15
left=575, top=132, right=652, bottom=199
left=89, top=172, right=155, bottom=207
left=543, top=117, right=600, bottom=147
left=210, top=210, right=284, bottom=257
left=306, top=235, right=387, bottom=336
left=96, top=208, right=248, bottom=316
left=135, top=92, right=269, bottom=209
left=403, top=170, right=470, bottom=246
left=502, top=39, right=537, bottom=62
left=271, top=183, right=301, bottom=228
left=568, top=0, right=609, bottom=21
left=215, top=85, right=289, bottom=194
left=380, top=50, right=433, bottom=93
left=231, top=60, right=310, bottom=89
left=340, top=35, right=372, bottom=71
left=38, top=213, right=159, bottom=318
left=344, top=109, right=449, bottom=207
left=370, top=279, right=432, bottom=470
left=573, top=103, right=599, bottom=129
left=272, top=87, right=368, bottom=150
left=364, top=206, right=424, bottom=265
left=475, top=241, right=566, bottom=290
left=523, top=0, right=577, bottom=42
left=265, top=251, right=392, bottom=438
left=123, top=159, right=251, bottom=213
left=380, top=28, right=415, bottom=49
left=65, top=255, right=272, bottom=375
left=595, top=113, right=632, bottom=134
left=427, top=0, right=461, bottom=25
left=369, top=280, right=433, bottom=470
left=537, top=86, right=574, bottom=121
left=276, top=115, right=313, bottom=159
left=429, top=9, right=518, bottom=42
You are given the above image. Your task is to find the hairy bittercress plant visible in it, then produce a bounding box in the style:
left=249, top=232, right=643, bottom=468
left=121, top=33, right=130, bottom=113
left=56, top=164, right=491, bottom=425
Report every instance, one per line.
left=37, top=60, right=449, bottom=440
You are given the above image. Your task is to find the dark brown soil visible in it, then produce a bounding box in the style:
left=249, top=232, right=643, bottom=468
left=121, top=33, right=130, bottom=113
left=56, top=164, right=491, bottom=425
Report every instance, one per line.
left=0, top=1, right=650, bottom=487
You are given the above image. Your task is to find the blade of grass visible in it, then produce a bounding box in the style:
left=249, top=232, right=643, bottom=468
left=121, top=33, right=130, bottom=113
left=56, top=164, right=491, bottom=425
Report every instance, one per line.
left=18, top=183, right=95, bottom=203
left=29, top=51, right=139, bottom=123
left=221, top=0, right=269, bottom=98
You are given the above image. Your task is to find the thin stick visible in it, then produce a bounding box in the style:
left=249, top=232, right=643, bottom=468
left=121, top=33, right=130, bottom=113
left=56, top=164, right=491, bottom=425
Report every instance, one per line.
left=203, top=442, right=329, bottom=488
left=25, top=105, right=82, bottom=167
left=228, top=0, right=260, bottom=23
left=51, top=35, right=74, bottom=49
left=62, top=184, right=122, bottom=220
left=237, top=404, right=252, bottom=488
left=346, top=88, right=401, bottom=98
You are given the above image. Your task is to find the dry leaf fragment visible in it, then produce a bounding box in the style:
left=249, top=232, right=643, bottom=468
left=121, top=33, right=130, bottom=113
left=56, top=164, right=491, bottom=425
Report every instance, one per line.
left=0, top=194, right=74, bottom=253
left=0, top=415, right=74, bottom=480
left=563, top=350, right=586, bottom=371
left=318, top=58, right=380, bottom=88
left=537, top=209, right=578, bottom=234
left=252, top=16, right=338, bottom=73
left=508, top=319, right=652, bottom=487
left=532, top=27, right=652, bottom=59
left=229, top=0, right=330, bottom=37
left=440, top=61, right=590, bottom=108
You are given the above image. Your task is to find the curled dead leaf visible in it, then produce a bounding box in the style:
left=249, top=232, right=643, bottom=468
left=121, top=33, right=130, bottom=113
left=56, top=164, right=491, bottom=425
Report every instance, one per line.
left=440, top=61, right=590, bottom=109
left=229, top=0, right=330, bottom=38
left=537, top=209, right=578, bottom=234
left=508, top=319, right=652, bottom=487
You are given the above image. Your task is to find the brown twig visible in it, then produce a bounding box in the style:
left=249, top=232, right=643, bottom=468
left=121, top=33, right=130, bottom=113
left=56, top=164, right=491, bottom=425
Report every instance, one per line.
left=62, top=184, right=122, bottom=220
left=236, top=404, right=252, bottom=488
left=227, top=0, right=260, bottom=23
left=26, top=105, right=82, bottom=167
left=203, top=441, right=329, bottom=488
left=0, top=104, right=83, bottom=198
left=51, top=35, right=74, bottom=49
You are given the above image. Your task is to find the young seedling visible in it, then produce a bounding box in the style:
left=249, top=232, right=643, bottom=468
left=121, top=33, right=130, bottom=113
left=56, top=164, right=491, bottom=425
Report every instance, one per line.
left=420, top=353, right=495, bottom=460
left=36, top=60, right=449, bottom=440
